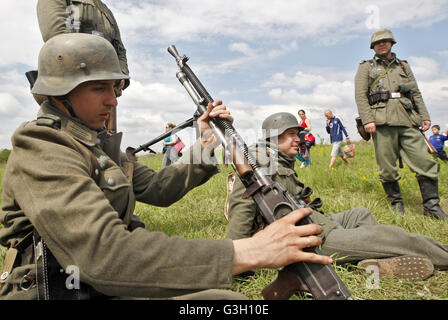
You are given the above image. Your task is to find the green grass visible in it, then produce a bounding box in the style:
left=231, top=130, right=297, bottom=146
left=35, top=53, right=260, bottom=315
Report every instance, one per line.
left=1, top=141, right=447, bottom=300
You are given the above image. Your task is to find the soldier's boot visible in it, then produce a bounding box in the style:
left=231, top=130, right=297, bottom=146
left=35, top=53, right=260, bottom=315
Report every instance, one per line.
left=382, top=181, right=405, bottom=214
left=358, top=255, right=434, bottom=281
left=417, top=177, right=448, bottom=220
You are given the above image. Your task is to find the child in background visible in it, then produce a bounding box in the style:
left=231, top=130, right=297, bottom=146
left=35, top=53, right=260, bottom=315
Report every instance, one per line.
left=429, top=125, right=448, bottom=161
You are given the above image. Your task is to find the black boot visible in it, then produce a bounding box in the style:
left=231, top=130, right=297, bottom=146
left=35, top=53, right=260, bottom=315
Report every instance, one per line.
left=382, top=181, right=405, bottom=214
left=417, top=177, right=448, bottom=220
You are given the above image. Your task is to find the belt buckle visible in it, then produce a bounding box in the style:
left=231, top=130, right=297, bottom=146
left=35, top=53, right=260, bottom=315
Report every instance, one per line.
left=391, top=92, right=401, bottom=98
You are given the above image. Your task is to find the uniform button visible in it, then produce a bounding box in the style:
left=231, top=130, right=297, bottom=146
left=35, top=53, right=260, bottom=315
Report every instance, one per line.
left=107, top=178, right=115, bottom=186
left=95, top=138, right=101, bottom=145
left=94, top=169, right=100, bottom=176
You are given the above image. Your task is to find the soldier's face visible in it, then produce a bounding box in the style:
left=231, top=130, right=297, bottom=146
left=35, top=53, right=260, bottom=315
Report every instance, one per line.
left=68, top=80, right=118, bottom=130
left=373, top=40, right=393, bottom=56
left=277, top=128, right=300, bottom=157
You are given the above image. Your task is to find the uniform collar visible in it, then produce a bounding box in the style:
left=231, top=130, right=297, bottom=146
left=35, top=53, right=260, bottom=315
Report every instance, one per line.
left=374, top=52, right=399, bottom=65
left=39, top=100, right=105, bottom=147
left=255, top=140, right=297, bottom=171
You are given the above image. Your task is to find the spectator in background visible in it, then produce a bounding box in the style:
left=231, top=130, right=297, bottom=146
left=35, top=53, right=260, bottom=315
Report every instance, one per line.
left=162, top=123, right=180, bottom=168
left=297, top=109, right=313, bottom=168
left=429, top=125, right=448, bottom=161
left=325, top=110, right=351, bottom=168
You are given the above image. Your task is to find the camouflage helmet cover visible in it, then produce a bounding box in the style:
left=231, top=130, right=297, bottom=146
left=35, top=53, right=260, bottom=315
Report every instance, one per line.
left=370, top=28, right=397, bottom=49
left=32, top=33, right=129, bottom=96
left=262, top=112, right=304, bottom=140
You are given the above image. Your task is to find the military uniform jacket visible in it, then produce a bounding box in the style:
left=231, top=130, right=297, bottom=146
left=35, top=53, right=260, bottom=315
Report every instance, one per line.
left=226, top=143, right=339, bottom=241
left=0, top=101, right=234, bottom=299
left=37, top=0, right=129, bottom=77
left=354, top=54, right=430, bottom=127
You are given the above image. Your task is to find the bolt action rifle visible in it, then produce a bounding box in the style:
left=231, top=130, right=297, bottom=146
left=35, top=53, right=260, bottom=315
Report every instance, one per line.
left=167, top=45, right=352, bottom=300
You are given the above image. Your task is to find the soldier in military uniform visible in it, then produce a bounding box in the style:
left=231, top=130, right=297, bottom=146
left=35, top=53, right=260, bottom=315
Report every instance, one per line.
left=354, top=29, right=447, bottom=219
left=0, top=34, right=332, bottom=299
left=226, top=112, right=448, bottom=283
left=34, top=0, right=129, bottom=126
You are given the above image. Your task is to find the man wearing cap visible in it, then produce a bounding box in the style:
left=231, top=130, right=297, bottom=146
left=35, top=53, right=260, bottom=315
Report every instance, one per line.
left=354, top=29, right=446, bottom=219
left=225, top=112, right=448, bottom=285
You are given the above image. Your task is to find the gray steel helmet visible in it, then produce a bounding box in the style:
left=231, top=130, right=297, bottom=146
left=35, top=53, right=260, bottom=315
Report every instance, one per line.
left=32, top=33, right=129, bottom=96
left=262, top=112, right=304, bottom=140
left=370, top=28, right=396, bottom=49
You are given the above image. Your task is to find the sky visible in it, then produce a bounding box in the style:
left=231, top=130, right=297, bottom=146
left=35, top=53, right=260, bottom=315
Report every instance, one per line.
left=1, top=0, right=448, bottom=152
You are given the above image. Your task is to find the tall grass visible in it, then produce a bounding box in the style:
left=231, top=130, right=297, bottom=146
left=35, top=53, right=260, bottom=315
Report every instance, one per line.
left=137, top=141, right=448, bottom=300
left=1, top=141, right=447, bottom=300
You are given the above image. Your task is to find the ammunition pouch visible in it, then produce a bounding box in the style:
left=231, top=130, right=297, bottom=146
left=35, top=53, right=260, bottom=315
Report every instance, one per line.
left=368, top=91, right=391, bottom=105
left=355, top=117, right=371, bottom=141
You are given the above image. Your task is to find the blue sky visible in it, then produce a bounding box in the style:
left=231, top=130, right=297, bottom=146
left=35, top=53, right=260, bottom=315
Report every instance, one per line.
left=1, top=0, right=448, bottom=151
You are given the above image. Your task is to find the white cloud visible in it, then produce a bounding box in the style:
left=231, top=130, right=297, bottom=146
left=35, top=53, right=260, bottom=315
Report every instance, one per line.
left=1, top=1, right=448, bottom=149
left=408, top=56, right=439, bottom=80
left=0, top=2, right=42, bottom=68
left=111, top=0, right=448, bottom=44
left=229, top=42, right=256, bottom=57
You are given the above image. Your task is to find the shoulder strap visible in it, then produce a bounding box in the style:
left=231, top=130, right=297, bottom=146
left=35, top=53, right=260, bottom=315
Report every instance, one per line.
left=369, top=63, right=394, bottom=93
left=398, top=59, right=409, bottom=77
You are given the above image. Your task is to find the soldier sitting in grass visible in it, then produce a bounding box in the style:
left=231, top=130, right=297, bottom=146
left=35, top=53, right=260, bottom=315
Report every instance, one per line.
left=225, top=112, right=448, bottom=292
left=0, top=34, right=333, bottom=300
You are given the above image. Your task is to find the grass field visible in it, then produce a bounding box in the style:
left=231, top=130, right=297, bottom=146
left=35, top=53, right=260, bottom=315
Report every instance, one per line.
left=1, top=140, right=447, bottom=300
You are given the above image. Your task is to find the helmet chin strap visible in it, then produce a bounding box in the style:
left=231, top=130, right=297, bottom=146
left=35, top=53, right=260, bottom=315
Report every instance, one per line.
left=50, top=95, right=77, bottom=119
left=60, top=97, right=78, bottom=119
left=50, top=95, right=107, bottom=132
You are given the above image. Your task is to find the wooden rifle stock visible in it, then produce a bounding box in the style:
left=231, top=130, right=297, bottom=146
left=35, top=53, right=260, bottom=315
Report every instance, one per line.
left=420, top=130, right=437, bottom=154
left=262, top=269, right=306, bottom=300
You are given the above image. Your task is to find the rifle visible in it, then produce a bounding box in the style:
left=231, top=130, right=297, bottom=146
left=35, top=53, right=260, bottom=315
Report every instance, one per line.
left=107, top=81, right=125, bottom=134
left=167, top=45, right=352, bottom=300
left=132, top=115, right=198, bottom=155
left=107, top=107, right=117, bottom=134
left=420, top=129, right=437, bottom=155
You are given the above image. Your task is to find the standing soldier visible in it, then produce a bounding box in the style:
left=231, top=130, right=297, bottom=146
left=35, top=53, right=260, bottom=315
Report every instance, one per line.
left=354, top=28, right=447, bottom=219
left=35, top=0, right=129, bottom=132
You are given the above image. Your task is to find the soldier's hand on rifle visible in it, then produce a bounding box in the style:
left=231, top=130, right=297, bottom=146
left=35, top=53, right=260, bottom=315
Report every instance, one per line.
left=231, top=208, right=333, bottom=276
left=197, top=100, right=233, bottom=150
left=421, top=120, right=431, bottom=132
left=364, top=122, right=376, bottom=134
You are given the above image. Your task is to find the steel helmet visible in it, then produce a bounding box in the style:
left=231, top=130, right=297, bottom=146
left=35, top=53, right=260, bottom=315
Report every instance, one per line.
left=262, top=112, right=304, bottom=140
left=32, top=33, right=129, bottom=96
left=370, top=28, right=397, bottom=49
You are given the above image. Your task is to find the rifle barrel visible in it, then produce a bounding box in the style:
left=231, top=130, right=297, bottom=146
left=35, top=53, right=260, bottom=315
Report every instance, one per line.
left=133, top=117, right=195, bottom=155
